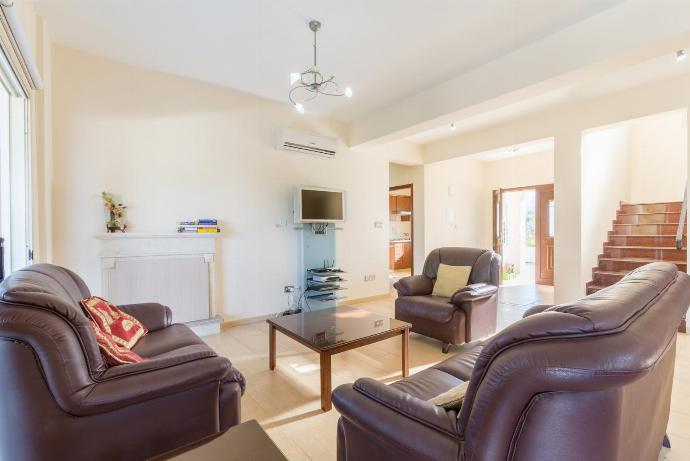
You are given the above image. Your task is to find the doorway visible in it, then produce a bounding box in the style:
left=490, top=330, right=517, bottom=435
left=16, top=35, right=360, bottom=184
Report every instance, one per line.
left=493, top=184, right=554, bottom=286
left=389, top=185, right=413, bottom=284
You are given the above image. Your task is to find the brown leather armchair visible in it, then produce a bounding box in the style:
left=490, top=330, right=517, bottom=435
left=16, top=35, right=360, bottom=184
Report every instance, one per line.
left=334, top=262, right=690, bottom=461
left=394, top=247, right=500, bottom=352
left=0, top=264, right=245, bottom=461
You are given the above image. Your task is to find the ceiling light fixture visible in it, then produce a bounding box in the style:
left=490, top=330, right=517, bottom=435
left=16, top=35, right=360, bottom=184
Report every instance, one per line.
left=450, top=123, right=456, bottom=131
left=289, top=20, right=352, bottom=112
left=676, top=50, right=687, bottom=62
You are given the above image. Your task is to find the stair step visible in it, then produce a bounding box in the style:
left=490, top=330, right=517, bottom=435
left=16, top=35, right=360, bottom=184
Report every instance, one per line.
left=602, top=245, right=686, bottom=260
left=587, top=201, right=687, bottom=294
left=592, top=270, right=629, bottom=285
left=586, top=284, right=608, bottom=295
left=614, top=212, right=681, bottom=224
left=620, top=202, right=682, bottom=214
left=612, top=223, right=683, bottom=235
left=607, top=234, right=686, bottom=247
left=598, top=257, right=687, bottom=273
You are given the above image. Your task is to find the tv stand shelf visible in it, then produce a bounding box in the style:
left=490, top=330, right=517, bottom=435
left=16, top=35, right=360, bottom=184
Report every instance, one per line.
left=299, top=223, right=346, bottom=310
left=307, top=277, right=347, bottom=284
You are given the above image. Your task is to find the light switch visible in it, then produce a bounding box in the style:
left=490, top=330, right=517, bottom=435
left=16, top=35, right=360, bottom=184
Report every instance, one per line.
left=374, top=221, right=384, bottom=228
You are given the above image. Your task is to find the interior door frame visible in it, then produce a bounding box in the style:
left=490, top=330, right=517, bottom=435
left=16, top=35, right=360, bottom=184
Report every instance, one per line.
left=389, top=184, right=414, bottom=275
left=535, top=184, right=555, bottom=286
left=492, top=183, right=554, bottom=285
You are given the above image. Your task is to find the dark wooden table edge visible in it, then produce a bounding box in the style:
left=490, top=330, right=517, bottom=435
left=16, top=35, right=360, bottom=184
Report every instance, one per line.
left=266, top=319, right=411, bottom=355
left=267, top=316, right=411, bottom=411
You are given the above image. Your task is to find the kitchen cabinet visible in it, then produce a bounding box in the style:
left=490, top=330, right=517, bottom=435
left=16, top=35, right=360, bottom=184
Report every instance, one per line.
left=389, top=195, right=412, bottom=215
left=390, top=242, right=412, bottom=270
left=389, top=195, right=397, bottom=214
left=397, top=196, right=412, bottom=213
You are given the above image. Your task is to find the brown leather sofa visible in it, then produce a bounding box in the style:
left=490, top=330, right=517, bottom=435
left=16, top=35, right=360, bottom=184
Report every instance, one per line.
left=0, top=264, right=245, bottom=461
left=394, top=247, right=500, bottom=352
left=334, top=262, right=690, bottom=461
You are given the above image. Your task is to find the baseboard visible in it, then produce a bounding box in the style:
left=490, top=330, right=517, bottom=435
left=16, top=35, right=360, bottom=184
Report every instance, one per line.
left=220, top=293, right=394, bottom=330
left=187, top=315, right=223, bottom=336
left=221, top=312, right=276, bottom=330
left=341, top=292, right=393, bottom=305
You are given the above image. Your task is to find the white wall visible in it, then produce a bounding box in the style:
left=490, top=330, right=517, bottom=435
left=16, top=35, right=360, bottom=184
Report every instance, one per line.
left=629, top=110, right=687, bottom=203
left=51, top=45, right=396, bottom=321
left=389, top=162, right=425, bottom=274
left=424, top=157, right=490, bottom=254
left=483, top=150, right=554, bottom=191
left=581, top=124, right=631, bottom=285
left=423, top=150, right=554, bottom=261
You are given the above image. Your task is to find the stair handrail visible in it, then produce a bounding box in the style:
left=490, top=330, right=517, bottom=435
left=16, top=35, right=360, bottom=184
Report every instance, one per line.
left=676, top=184, right=687, bottom=250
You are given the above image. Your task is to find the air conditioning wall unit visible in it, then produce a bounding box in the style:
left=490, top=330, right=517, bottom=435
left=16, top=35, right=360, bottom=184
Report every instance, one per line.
left=276, top=128, right=338, bottom=159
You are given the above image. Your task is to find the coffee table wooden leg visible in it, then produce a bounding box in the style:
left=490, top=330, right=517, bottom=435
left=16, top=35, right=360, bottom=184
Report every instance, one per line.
left=269, top=325, right=276, bottom=371
left=402, top=328, right=409, bottom=378
left=320, top=352, right=332, bottom=411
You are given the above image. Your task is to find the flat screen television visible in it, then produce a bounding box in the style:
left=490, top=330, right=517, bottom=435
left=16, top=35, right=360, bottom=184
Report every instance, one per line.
left=294, top=187, right=346, bottom=223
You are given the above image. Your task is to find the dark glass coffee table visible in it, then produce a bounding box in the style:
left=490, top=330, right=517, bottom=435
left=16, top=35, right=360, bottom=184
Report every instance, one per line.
left=267, top=306, right=411, bottom=411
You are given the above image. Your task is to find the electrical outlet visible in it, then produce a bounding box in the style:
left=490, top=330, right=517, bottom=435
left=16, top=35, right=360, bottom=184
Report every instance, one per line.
left=363, top=274, right=376, bottom=282
left=284, top=285, right=295, bottom=293
left=374, top=221, right=384, bottom=229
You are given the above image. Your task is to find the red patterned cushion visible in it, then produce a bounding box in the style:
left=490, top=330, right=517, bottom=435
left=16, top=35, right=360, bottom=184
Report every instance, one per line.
left=81, top=296, right=148, bottom=349
left=89, top=320, right=144, bottom=365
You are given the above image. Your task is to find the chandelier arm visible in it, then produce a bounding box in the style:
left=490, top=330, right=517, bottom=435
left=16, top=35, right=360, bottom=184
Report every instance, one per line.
left=319, top=90, right=345, bottom=97
left=320, top=79, right=340, bottom=92
left=288, top=86, right=301, bottom=105
left=289, top=85, right=320, bottom=105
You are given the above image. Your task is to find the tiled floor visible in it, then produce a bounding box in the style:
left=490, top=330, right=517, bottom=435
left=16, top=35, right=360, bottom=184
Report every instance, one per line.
left=203, top=285, right=688, bottom=461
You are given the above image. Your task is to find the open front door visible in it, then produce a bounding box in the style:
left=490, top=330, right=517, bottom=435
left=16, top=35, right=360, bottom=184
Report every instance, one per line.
left=536, top=185, right=554, bottom=285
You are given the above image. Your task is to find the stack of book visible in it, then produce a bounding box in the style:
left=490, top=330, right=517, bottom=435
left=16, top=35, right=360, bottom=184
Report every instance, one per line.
left=177, top=218, right=221, bottom=233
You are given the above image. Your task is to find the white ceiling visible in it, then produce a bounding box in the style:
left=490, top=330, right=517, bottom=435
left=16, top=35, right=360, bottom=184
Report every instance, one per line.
left=406, top=49, right=690, bottom=145
left=34, top=0, right=623, bottom=121
left=465, top=138, right=554, bottom=162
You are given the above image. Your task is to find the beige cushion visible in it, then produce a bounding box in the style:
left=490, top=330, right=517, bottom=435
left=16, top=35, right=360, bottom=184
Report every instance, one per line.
left=427, top=380, right=470, bottom=410
left=432, top=264, right=472, bottom=297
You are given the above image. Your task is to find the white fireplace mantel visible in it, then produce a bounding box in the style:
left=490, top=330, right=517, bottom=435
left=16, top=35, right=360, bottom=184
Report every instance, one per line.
left=96, top=233, right=221, bottom=336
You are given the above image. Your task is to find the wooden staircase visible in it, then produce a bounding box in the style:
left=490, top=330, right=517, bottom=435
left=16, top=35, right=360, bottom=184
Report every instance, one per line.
left=586, top=201, right=687, bottom=332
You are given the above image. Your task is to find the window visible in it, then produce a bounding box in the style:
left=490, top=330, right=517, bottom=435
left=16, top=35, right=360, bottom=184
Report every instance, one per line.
left=0, top=46, right=31, bottom=275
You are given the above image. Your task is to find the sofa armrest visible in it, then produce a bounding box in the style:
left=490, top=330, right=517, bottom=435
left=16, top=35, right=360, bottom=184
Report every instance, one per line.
left=101, top=344, right=217, bottom=379
left=450, top=283, right=498, bottom=306
left=522, top=304, right=555, bottom=318
left=394, top=275, right=433, bottom=297
left=75, top=355, right=239, bottom=416
left=333, top=378, right=460, bottom=460
left=117, top=302, right=172, bottom=332
left=337, top=378, right=459, bottom=436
